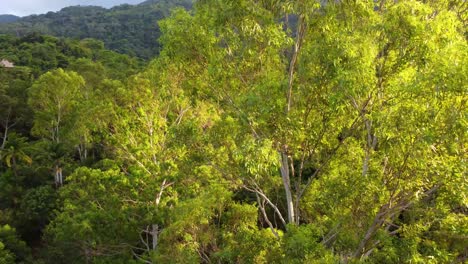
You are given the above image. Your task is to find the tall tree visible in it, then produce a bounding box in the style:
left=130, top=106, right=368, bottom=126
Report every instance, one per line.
left=28, top=69, right=85, bottom=186
left=154, top=0, right=467, bottom=261
left=28, top=68, right=85, bottom=144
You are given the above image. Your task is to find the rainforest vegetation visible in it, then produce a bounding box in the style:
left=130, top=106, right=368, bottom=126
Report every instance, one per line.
left=0, top=0, right=466, bottom=263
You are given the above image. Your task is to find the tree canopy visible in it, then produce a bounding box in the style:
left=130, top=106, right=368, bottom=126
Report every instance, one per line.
left=0, top=0, right=466, bottom=263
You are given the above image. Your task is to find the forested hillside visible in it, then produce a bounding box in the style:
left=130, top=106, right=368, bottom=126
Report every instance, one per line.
left=0, top=0, right=467, bottom=263
left=0, top=0, right=192, bottom=59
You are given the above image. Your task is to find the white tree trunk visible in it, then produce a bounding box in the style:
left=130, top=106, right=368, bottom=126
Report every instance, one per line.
left=55, top=166, right=63, bottom=187
left=280, top=152, right=295, bottom=224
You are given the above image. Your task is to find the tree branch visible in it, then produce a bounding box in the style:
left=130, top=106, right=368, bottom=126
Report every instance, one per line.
left=256, top=194, right=280, bottom=239
left=243, top=184, right=287, bottom=227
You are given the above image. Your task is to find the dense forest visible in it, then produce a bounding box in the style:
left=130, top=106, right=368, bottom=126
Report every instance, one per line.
left=0, top=0, right=467, bottom=263
left=0, top=0, right=192, bottom=59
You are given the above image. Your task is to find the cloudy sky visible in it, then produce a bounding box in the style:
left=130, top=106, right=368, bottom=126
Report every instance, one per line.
left=0, top=0, right=144, bottom=16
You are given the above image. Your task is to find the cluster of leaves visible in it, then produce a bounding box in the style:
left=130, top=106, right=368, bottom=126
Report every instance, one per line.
left=0, top=0, right=192, bottom=59
left=0, top=0, right=466, bottom=263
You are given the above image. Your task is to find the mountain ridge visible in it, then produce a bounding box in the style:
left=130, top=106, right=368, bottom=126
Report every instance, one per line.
left=0, top=14, right=20, bottom=23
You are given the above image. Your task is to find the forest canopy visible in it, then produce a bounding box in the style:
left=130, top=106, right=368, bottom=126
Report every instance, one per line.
left=0, top=0, right=466, bottom=263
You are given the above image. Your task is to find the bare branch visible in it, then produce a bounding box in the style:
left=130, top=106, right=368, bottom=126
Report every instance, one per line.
left=131, top=249, right=153, bottom=264
left=174, top=107, right=190, bottom=126
left=155, top=178, right=173, bottom=206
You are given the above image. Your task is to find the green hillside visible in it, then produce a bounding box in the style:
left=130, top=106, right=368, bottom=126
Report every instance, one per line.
left=0, top=0, right=192, bottom=59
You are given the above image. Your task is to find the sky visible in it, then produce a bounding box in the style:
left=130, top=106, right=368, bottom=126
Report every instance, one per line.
left=0, top=0, right=144, bottom=17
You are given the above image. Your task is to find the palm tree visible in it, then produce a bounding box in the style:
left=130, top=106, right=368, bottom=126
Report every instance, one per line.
left=0, top=133, right=32, bottom=181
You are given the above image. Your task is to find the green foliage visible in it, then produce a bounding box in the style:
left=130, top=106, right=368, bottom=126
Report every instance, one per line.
left=150, top=0, right=466, bottom=262
left=44, top=167, right=139, bottom=263
left=0, top=241, right=15, bottom=264
left=0, top=33, right=141, bottom=78
left=0, top=225, right=31, bottom=263
left=18, top=185, right=58, bottom=232
left=283, top=224, right=327, bottom=261
left=0, top=0, right=466, bottom=263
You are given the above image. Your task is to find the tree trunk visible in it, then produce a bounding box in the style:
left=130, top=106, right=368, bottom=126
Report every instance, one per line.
left=151, top=224, right=159, bottom=251
left=1, top=125, right=8, bottom=151
left=12, top=156, right=18, bottom=186
left=280, top=152, right=295, bottom=224
left=55, top=165, right=63, bottom=187
left=362, top=120, right=377, bottom=177
left=281, top=13, right=306, bottom=225
left=1, top=107, right=11, bottom=151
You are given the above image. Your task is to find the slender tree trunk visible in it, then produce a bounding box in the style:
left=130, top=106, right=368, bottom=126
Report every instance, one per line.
left=286, top=15, right=305, bottom=112
left=55, top=106, right=61, bottom=143
left=59, top=168, right=63, bottom=185
left=281, top=12, right=306, bottom=226
left=77, top=141, right=88, bottom=162
left=55, top=165, right=63, bottom=187
left=362, top=120, right=377, bottom=177
left=77, top=145, right=83, bottom=162
left=12, top=156, right=18, bottom=185
left=1, top=124, right=8, bottom=150
left=1, top=107, right=11, bottom=151
left=84, top=144, right=87, bottom=160
left=151, top=224, right=159, bottom=251
left=148, top=179, right=172, bottom=253
left=280, top=152, right=295, bottom=224
left=353, top=213, right=384, bottom=258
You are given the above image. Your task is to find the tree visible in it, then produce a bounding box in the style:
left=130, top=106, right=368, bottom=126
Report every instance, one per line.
left=28, top=68, right=85, bottom=144
left=154, top=0, right=467, bottom=261
left=0, top=133, right=32, bottom=182
left=28, top=68, right=85, bottom=186
left=0, top=68, right=32, bottom=151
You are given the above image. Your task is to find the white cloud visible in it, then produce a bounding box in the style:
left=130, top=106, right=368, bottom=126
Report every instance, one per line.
left=0, top=0, right=143, bottom=16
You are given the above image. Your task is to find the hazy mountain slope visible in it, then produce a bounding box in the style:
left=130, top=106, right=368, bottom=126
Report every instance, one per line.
left=0, top=15, right=20, bottom=23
